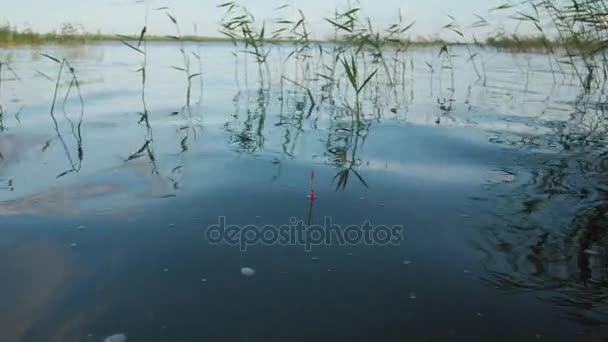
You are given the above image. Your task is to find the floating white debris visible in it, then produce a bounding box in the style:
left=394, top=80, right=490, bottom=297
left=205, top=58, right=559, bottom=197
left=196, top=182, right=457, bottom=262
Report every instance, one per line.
left=403, top=260, right=412, bottom=265
left=163, top=268, right=169, bottom=273
left=241, top=267, right=256, bottom=277
left=464, top=269, right=471, bottom=274
left=312, top=257, right=321, bottom=262
left=76, top=225, right=86, bottom=230
left=409, top=292, right=417, bottom=300
left=379, top=203, right=385, bottom=207
left=70, top=243, right=78, bottom=248
left=359, top=197, right=365, bottom=200
left=103, top=333, right=127, bottom=342
left=168, top=223, right=176, bottom=228
left=200, top=278, right=208, bottom=283
left=584, top=249, right=601, bottom=256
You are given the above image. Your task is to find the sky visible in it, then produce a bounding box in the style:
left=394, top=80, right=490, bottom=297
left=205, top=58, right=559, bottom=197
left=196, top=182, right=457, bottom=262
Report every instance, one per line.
left=0, top=0, right=521, bottom=39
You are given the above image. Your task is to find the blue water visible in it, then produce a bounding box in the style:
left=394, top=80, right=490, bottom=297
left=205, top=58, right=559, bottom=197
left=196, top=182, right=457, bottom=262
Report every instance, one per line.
left=0, top=42, right=607, bottom=341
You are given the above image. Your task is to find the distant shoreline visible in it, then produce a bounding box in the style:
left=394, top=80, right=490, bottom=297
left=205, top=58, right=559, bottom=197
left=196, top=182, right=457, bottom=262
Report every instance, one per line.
left=0, top=26, right=559, bottom=52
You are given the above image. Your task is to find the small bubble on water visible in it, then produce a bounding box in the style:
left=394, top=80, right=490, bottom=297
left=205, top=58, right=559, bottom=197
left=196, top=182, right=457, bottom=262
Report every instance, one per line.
left=163, top=268, right=169, bottom=273
left=403, top=260, right=412, bottom=265
left=241, top=267, right=256, bottom=277
left=168, top=223, right=176, bottom=228
left=200, top=278, right=208, bottom=283
left=76, top=225, right=86, bottom=230
left=312, top=257, right=321, bottom=262
left=409, top=292, right=417, bottom=300
left=70, top=243, right=78, bottom=248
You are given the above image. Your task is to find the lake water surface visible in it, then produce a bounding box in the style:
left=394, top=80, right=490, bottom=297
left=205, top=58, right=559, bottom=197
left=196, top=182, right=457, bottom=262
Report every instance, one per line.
left=1, top=42, right=608, bottom=341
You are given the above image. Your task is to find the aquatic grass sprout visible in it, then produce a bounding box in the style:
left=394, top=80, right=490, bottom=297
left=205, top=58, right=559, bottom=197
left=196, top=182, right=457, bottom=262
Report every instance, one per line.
left=118, top=3, right=160, bottom=175
left=157, top=7, right=202, bottom=108
left=40, top=53, right=85, bottom=179
left=493, top=0, right=608, bottom=90
left=0, top=56, right=22, bottom=131
left=219, top=1, right=273, bottom=88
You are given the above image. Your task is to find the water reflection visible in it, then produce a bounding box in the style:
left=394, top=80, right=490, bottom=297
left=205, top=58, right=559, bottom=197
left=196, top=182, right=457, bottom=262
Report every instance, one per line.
left=225, top=88, right=268, bottom=154
left=48, top=75, right=85, bottom=179
left=326, top=119, right=369, bottom=190
left=477, top=151, right=608, bottom=328
left=0, top=182, right=120, bottom=216
left=1, top=44, right=607, bottom=206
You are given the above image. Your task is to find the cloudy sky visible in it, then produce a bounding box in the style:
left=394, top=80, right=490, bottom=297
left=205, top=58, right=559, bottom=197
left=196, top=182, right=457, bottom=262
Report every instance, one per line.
left=1, top=0, right=519, bottom=39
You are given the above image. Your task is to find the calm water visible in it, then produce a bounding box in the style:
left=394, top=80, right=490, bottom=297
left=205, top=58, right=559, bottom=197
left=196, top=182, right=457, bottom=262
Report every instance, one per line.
left=1, top=42, right=608, bottom=341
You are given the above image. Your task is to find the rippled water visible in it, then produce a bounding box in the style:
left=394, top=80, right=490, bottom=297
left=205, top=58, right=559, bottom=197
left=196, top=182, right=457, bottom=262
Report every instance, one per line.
left=1, top=42, right=607, bottom=341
